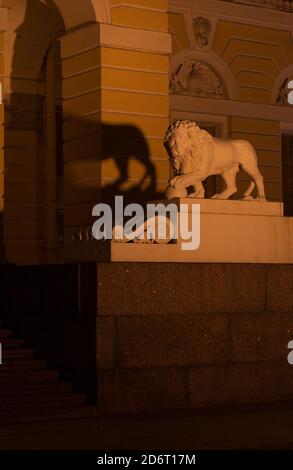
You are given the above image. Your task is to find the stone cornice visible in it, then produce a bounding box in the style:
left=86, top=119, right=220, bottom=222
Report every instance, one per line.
left=170, top=0, right=293, bottom=32
left=222, top=0, right=293, bottom=13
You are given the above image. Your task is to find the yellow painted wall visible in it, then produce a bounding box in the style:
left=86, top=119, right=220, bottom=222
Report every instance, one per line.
left=61, top=37, right=101, bottom=245
left=4, top=131, right=46, bottom=263
left=229, top=117, right=282, bottom=200
left=100, top=45, right=170, bottom=195
left=213, top=21, right=293, bottom=105
left=2, top=32, right=46, bottom=263
left=168, top=11, right=290, bottom=201
left=110, top=0, right=168, bottom=32
left=62, top=4, right=171, bottom=250
left=212, top=21, right=290, bottom=199
left=0, top=34, right=3, bottom=259
left=3, top=2, right=169, bottom=263
left=4, top=1, right=292, bottom=264
left=169, top=12, right=189, bottom=54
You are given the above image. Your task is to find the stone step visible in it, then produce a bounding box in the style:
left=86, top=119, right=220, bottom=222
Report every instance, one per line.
left=0, top=329, right=13, bottom=339
left=0, top=338, right=24, bottom=348
left=0, top=366, right=57, bottom=380
left=0, top=392, right=87, bottom=407
left=0, top=406, right=97, bottom=425
left=0, top=359, right=48, bottom=371
left=1, top=348, right=35, bottom=359
left=0, top=325, right=96, bottom=425
left=0, top=381, right=72, bottom=396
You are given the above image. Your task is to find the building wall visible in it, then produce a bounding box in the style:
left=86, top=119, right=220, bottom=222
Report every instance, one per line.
left=1, top=0, right=293, bottom=265
left=99, top=0, right=170, bottom=197
left=0, top=6, right=7, bottom=261
left=212, top=21, right=293, bottom=105
left=229, top=117, right=282, bottom=200
left=95, top=262, right=293, bottom=413
left=61, top=25, right=103, bottom=249
left=0, top=0, right=170, bottom=264
left=1, top=1, right=293, bottom=415
left=5, top=261, right=293, bottom=413
left=212, top=20, right=292, bottom=199
left=3, top=0, right=66, bottom=264
left=169, top=0, right=293, bottom=202
left=0, top=31, right=4, bottom=259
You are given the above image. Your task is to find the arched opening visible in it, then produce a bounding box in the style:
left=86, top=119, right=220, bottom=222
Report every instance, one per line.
left=2, top=0, right=105, bottom=401
left=4, top=0, right=113, bottom=264
left=4, top=0, right=66, bottom=263
left=273, top=66, right=293, bottom=215
left=4, top=0, right=109, bottom=264
left=52, top=0, right=111, bottom=28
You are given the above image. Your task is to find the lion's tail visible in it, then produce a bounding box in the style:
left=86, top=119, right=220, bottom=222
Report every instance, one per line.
left=243, top=180, right=255, bottom=199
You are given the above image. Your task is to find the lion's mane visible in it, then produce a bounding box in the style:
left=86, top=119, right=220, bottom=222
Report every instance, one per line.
left=164, top=120, right=213, bottom=175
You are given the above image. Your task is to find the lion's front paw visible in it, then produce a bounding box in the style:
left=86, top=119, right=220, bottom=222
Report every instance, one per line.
left=211, top=193, right=225, bottom=200
left=169, top=176, right=180, bottom=188
left=212, top=188, right=237, bottom=200
left=169, top=176, right=186, bottom=189
left=188, top=191, right=205, bottom=199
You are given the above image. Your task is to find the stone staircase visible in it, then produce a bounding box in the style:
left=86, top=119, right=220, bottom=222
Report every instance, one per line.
left=0, top=324, right=97, bottom=424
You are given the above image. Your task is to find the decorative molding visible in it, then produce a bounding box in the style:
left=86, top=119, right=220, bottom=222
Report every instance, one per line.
left=72, top=221, right=173, bottom=245
left=50, top=0, right=111, bottom=29
left=193, top=17, right=212, bottom=48
left=281, top=121, right=293, bottom=133
left=276, top=77, right=293, bottom=106
left=92, top=0, right=112, bottom=24
left=222, top=0, right=293, bottom=13
left=169, top=0, right=293, bottom=32
left=0, top=5, right=7, bottom=31
left=110, top=3, right=166, bottom=13
left=170, top=60, right=227, bottom=98
left=61, top=23, right=172, bottom=59
left=171, top=93, right=293, bottom=123
left=63, top=87, right=168, bottom=101
left=272, top=65, right=293, bottom=106
left=170, top=50, right=238, bottom=100
left=99, top=23, right=172, bottom=54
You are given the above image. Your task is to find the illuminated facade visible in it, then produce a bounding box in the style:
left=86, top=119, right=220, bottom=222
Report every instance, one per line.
left=0, top=0, right=291, bottom=263
left=0, top=0, right=293, bottom=414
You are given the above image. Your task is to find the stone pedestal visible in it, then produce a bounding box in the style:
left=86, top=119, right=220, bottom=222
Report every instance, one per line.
left=95, top=262, right=293, bottom=414
left=4, top=261, right=293, bottom=414
left=11, top=198, right=293, bottom=415
left=111, top=198, right=293, bottom=264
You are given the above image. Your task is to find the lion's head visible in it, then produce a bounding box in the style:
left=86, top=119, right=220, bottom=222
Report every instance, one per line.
left=164, top=120, right=212, bottom=175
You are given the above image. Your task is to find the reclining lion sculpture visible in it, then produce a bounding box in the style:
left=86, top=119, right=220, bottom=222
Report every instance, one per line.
left=164, top=120, right=266, bottom=201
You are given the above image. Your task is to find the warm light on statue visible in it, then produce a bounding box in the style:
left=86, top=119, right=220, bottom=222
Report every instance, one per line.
left=164, top=120, right=267, bottom=201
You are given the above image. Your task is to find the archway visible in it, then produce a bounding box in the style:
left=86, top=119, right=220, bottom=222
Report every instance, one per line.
left=52, top=0, right=111, bottom=29
left=272, top=65, right=293, bottom=216
left=272, top=64, right=293, bottom=106
left=4, top=0, right=110, bottom=264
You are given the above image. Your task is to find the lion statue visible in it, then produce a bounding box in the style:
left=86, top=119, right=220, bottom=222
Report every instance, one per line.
left=164, top=120, right=266, bottom=201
